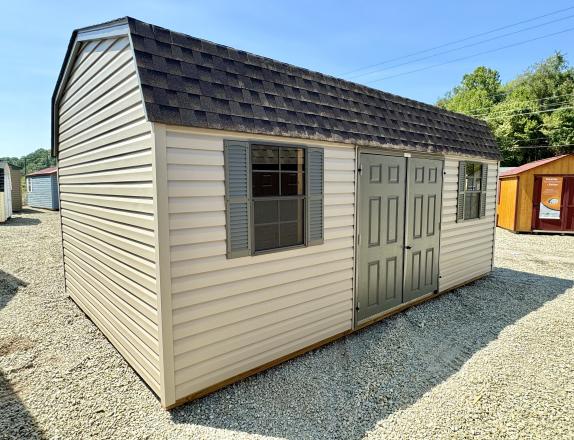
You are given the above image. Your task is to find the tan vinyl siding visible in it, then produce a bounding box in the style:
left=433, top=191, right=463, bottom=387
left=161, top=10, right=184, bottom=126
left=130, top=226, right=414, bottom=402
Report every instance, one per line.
left=163, top=129, right=355, bottom=400
left=439, top=157, right=498, bottom=292
left=57, top=36, right=161, bottom=393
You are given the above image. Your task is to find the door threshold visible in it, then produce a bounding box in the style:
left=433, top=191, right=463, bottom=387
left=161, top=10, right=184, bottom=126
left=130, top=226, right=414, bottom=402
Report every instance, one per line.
left=355, top=291, right=437, bottom=330
left=532, top=229, right=574, bottom=235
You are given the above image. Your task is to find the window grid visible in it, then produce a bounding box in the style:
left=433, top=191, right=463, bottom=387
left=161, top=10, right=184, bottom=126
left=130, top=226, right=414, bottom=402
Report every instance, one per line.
left=251, top=145, right=306, bottom=253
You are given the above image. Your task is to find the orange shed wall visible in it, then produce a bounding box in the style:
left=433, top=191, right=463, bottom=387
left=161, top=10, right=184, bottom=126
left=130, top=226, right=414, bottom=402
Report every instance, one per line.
left=515, top=155, right=574, bottom=232
left=497, top=177, right=518, bottom=230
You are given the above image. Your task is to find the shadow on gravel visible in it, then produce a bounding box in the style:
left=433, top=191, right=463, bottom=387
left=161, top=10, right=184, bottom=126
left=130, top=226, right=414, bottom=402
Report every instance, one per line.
left=171, top=268, right=573, bottom=440
left=0, top=372, right=43, bottom=439
left=0, top=270, right=27, bottom=310
left=1, top=216, right=41, bottom=227
left=0, top=272, right=41, bottom=438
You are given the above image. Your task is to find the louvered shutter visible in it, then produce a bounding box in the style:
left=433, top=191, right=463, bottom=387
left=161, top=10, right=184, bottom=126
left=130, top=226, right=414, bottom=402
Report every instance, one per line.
left=307, top=147, right=324, bottom=246
left=456, top=161, right=466, bottom=222
left=479, top=164, right=488, bottom=218
left=224, top=140, right=251, bottom=258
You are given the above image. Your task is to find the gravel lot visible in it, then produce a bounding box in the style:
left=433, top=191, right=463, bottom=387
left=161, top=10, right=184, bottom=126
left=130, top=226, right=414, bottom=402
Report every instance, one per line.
left=1, top=209, right=573, bottom=439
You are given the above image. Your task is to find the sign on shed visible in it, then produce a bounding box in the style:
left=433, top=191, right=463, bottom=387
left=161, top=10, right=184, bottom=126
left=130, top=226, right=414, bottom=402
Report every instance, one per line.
left=539, top=176, right=563, bottom=220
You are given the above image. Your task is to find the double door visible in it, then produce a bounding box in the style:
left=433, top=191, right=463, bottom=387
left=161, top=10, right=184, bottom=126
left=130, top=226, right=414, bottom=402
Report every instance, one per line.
left=356, top=153, right=443, bottom=324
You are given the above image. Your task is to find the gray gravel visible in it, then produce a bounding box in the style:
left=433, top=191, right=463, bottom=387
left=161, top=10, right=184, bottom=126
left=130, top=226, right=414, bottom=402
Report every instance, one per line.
left=1, top=209, right=573, bottom=439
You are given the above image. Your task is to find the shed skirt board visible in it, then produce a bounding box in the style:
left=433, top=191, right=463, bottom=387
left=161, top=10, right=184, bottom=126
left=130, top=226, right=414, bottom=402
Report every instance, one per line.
left=356, top=153, right=443, bottom=325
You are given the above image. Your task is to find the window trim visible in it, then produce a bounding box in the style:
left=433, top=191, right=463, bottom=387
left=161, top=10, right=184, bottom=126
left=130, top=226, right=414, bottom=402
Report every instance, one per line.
left=458, top=161, right=487, bottom=221
left=249, top=142, right=310, bottom=256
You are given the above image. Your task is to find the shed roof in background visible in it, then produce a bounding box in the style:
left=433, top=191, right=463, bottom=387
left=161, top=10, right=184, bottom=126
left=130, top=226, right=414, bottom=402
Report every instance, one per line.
left=499, top=154, right=570, bottom=177
left=27, top=167, right=58, bottom=177
left=53, top=17, right=499, bottom=159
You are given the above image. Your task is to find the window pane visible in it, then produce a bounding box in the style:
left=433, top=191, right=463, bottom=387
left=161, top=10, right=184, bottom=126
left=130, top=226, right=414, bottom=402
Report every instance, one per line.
left=474, top=178, right=482, bottom=191
left=279, top=199, right=303, bottom=222
left=280, top=220, right=304, bottom=247
left=280, top=148, right=304, bottom=171
left=281, top=172, right=305, bottom=195
left=252, top=171, right=279, bottom=197
left=254, top=224, right=279, bottom=251
left=254, top=200, right=278, bottom=225
left=464, top=192, right=480, bottom=219
left=252, top=146, right=279, bottom=171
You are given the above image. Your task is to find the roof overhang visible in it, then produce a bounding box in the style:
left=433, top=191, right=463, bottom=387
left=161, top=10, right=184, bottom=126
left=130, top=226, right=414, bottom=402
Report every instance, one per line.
left=51, top=18, right=130, bottom=157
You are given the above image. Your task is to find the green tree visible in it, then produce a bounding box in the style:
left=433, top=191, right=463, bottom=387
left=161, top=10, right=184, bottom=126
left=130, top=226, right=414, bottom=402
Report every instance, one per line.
left=0, top=148, right=55, bottom=175
left=437, top=66, right=502, bottom=115
left=438, top=52, right=574, bottom=165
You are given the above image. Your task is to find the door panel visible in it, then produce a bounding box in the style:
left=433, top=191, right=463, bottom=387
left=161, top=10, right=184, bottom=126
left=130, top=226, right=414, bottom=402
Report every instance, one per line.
left=403, top=158, right=443, bottom=303
left=356, top=154, right=406, bottom=322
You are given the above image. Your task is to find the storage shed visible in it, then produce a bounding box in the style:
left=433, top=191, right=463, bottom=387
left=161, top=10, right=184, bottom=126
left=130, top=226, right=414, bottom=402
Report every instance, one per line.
left=497, top=154, right=574, bottom=233
left=9, top=164, right=22, bottom=212
left=52, top=17, right=500, bottom=408
left=26, top=167, right=60, bottom=210
left=0, top=162, right=13, bottom=223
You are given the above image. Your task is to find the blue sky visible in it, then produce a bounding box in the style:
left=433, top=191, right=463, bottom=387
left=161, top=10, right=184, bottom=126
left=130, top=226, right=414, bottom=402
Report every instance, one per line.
left=1, top=0, right=572, bottom=157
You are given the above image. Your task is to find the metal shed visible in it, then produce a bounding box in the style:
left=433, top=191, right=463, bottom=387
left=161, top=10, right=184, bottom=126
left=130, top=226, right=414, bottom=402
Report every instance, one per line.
left=497, top=154, right=574, bottom=233
left=26, top=167, right=60, bottom=210
left=51, top=17, right=500, bottom=408
left=0, top=162, right=13, bottom=223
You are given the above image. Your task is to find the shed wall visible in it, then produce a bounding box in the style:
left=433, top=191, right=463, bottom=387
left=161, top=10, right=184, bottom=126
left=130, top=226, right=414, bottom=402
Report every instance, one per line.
left=515, top=155, right=574, bottom=232
left=497, top=177, right=518, bottom=231
left=10, top=168, right=22, bottom=212
left=0, top=193, right=4, bottom=223
left=27, top=175, right=58, bottom=209
left=439, top=157, right=499, bottom=292
left=163, top=128, right=355, bottom=401
left=56, top=36, right=161, bottom=393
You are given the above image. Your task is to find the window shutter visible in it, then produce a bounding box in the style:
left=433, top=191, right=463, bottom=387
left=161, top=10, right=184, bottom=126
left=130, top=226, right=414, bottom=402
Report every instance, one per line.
left=307, top=147, right=324, bottom=246
left=479, top=164, right=488, bottom=218
left=456, top=161, right=466, bottom=222
left=224, top=140, right=251, bottom=258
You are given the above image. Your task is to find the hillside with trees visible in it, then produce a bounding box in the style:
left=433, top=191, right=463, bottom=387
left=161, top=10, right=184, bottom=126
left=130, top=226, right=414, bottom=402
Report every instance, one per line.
left=0, top=148, right=56, bottom=175
left=438, top=52, right=574, bottom=165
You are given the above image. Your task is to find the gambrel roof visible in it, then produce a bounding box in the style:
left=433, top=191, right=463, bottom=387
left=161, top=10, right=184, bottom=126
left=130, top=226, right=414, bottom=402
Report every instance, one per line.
left=53, top=17, right=499, bottom=159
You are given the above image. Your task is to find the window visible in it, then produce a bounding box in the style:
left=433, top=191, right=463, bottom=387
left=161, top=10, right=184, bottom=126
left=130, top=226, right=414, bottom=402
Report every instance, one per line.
left=26, top=178, right=32, bottom=193
left=463, top=162, right=482, bottom=220
left=456, top=161, right=488, bottom=222
left=224, top=140, right=324, bottom=258
left=251, top=145, right=305, bottom=252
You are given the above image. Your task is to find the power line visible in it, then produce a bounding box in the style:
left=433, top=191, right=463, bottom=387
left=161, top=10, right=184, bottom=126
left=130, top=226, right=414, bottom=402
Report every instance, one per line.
left=340, top=5, right=574, bottom=77
left=347, top=13, right=574, bottom=80
left=465, top=93, right=574, bottom=116
left=511, top=144, right=574, bottom=149
left=471, top=99, right=574, bottom=119
left=482, top=105, right=574, bottom=120
left=364, top=26, right=574, bottom=84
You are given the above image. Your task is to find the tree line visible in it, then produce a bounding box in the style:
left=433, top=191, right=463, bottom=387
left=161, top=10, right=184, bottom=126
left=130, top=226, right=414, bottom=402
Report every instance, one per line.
left=1, top=148, right=56, bottom=175
left=437, top=52, right=574, bottom=166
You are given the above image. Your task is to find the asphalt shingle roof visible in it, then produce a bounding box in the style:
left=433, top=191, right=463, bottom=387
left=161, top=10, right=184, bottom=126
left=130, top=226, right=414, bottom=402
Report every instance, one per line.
left=54, top=17, right=499, bottom=159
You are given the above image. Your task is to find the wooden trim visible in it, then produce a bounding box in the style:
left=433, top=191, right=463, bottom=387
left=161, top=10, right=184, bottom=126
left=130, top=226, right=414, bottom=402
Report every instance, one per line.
left=166, top=329, right=352, bottom=409
left=354, top=291, right=436, bottom=331
left=438, top=272, right=490, bottom=295
left=151, top=123, right=176, bottom=407
left=165, top=269, right=491, bottom=409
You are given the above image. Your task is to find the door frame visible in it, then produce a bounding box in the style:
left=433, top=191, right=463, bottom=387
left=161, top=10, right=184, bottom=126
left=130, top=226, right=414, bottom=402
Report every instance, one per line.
left=353, top=148, right=445, bottom=329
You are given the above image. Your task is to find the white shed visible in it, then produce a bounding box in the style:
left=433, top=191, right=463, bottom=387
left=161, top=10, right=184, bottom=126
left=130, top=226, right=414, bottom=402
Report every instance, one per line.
left=52, top=17, right=500, bottom=408
left=0, top=162, right=13, bottom=223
